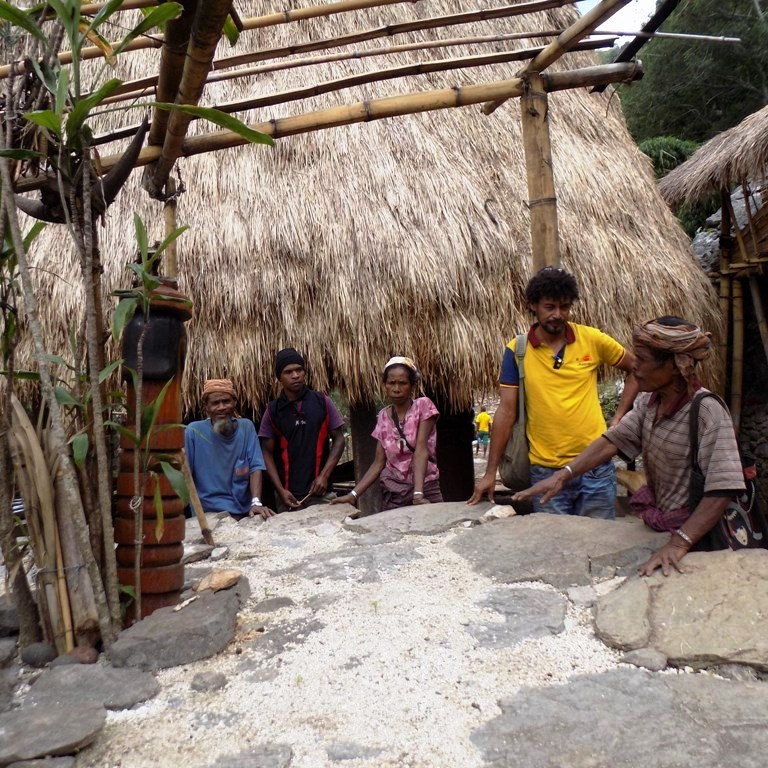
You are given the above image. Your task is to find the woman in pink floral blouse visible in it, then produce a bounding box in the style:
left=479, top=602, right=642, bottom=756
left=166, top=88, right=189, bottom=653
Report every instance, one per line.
left=332, top=356, right=442, bottom=514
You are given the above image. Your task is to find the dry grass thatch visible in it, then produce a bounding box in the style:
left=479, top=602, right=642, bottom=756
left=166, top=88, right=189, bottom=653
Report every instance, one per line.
left=659, top=104, right=768, bottom=208
left=16, top=1, right=720, bottom=411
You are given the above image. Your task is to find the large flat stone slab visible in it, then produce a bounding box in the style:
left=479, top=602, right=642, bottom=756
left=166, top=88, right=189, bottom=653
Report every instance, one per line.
left=450, top=514, right=668, bottom=589
left=596, top=550, right=768, bottom=669
left=109, top=576, right=250, bottom=670
left=472, top=668, right=768, bottom=767
left=345, top=501, right=494, bottom=536
left=26, top=665, right=159, bottom=710
left=0, top=703, right=106, bottom=766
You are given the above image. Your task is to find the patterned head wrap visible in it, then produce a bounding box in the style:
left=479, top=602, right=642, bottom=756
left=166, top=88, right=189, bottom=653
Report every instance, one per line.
left=633, top=320, right=712, bottom=382
left=202, top=378, right=236, bottom=404
left=382, top=356, right=420, bottom=380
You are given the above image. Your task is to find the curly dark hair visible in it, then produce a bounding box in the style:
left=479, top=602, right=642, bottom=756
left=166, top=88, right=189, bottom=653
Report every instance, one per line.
left=524, top=267, right=579, bottom=305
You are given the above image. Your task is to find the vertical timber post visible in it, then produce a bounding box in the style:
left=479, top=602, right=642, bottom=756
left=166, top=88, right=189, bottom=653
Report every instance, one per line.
left=520, top=72, right=560, bottom=269
left=350, top=401, right=381, bottom=516
left=718, top=190, right=732, bottom=395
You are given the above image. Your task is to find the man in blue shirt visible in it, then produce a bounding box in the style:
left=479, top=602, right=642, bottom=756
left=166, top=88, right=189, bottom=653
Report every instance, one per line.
left=185, top=379, right=275, bottom=520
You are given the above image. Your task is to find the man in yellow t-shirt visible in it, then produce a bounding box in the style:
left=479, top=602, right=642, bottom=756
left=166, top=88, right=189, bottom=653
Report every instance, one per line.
left=474, top=406, right=493, bottom=457
left=469, top=266, right=638, bottom=518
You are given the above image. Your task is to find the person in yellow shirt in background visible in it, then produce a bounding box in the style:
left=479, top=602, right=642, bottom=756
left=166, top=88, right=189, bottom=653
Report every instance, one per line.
left=468, top=266, right=638, bottom=518
left=474, top=406, right=492, bottom=458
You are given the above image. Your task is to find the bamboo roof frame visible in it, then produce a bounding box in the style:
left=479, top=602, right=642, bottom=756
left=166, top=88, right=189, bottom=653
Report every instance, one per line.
left=6, top=0, right=723, bottom=409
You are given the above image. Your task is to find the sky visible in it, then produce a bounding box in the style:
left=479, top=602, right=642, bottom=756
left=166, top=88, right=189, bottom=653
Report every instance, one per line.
left=576, top=0, right=659, bottom=42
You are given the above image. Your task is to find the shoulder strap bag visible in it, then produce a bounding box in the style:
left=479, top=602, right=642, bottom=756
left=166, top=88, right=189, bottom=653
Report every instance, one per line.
left=499, top=334, right=531, bottom=493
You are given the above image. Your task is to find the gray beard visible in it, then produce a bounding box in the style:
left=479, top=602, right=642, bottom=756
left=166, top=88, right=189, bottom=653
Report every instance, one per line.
left=212, top=417, right=237, bottom=438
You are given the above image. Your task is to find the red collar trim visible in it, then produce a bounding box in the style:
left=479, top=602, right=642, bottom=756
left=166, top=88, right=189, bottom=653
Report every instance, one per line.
left=648, top=376, right=702, bottom=418
left=528, top=323, right=576, bottom=348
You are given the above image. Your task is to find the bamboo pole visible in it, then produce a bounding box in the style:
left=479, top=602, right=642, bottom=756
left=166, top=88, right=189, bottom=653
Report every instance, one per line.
left=99, top=29, right=569, bottom=106
left=148, top=0, right=234, bottom=196
left=181, top=451, right=215, bottom=546
left=748, top=276, right=768, bottom=371
left=79, top=0, right=157, bottom=13
left=1, top=0, right=572, bottom=80
left=483, top=0, right=631, bottom=114
left=520, top=73, right=559, bottom=270
left=164, top=177, right=179, bottom=276
left=53, top=521, right=75, bottom=652
left=16, top=62, right=640, bottom=194
left=718, top=189, right=732, bottom=392
left=731, top=278, right=744, bottom=433
left=99, top=37, right=612, bottom=141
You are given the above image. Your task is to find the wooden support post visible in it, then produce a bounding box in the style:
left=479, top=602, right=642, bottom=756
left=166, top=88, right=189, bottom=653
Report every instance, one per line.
left=520, top=73, right=559, bottom=270
left=731, top=278, right=744, bottom=434
left=163, top=176, right=178, bottom=276
left=718, top=190, right=732, bottom=394
left=749, top=276, right=768, bottom=370
left=429, top=395, right=475, bottom=501
left=350, top=402, right=381, bottom=516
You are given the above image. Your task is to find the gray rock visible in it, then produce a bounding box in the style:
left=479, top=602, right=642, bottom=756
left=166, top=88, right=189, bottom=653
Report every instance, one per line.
left=566, top=585, right=598, bottom=607
left=191, top=671, right=227, bottom=692
left=109, top=576, right=250, bottom=670
left=0, top=638, right=16, bottom=668
left=0, top=667, right=18, bottom=713
left=7, top=758, right=75, bottom=768
left=712, top=664, right=762, bottom=682
left=595, top=551, right=768, bottom=670
left=472, top=668, right=768, bottom=768
left=326, top=741, right=384, bottom=761
left=255, top=617, right=325, bottom=659
left=0, top=595, right=18, bottom=638
left=345, top=501, right=492, bottom=536
left=253, top=597, right=295, bottom=613
left=210, top=546, right=229, bottom=561
left=20, top=643, right=56, bottom=668
left=263, top=505, right=348, bottom=533
left=182, top=543, right=214, bottom=564
left=468, top=587, right=566, bottom=648
left=211, top=744, right=293, bottom=767
left=0, top=703, right=106, bottom=765
left=450, top=515, right=668, bottom=589
left=48, top=655, right=79, bottom=668
left=26, top=665, right=159, bottom=710
left=620, top=648, right=668, bottom=671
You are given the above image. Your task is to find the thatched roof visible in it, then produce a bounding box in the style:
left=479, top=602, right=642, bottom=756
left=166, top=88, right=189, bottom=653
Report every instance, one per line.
left=659, top=104, right=768, bottom=208
left=18, top=1, right=720, bottom=411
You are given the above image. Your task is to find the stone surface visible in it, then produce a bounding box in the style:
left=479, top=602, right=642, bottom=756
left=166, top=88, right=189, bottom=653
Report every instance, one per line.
left=191, top=671, right=227, bottom=692
left=7, top=758, right=75, bottom=768
left=182, top=543, right=214, bottom=564
left=253, top=597, right=296, bottom=613
left=0, top=668, right=17, bottom=713
left=0, top=703, right=106, bottom=765
left=0, top=638, right=16, bottom=668
left=20, top=643, right=56, bottom=668
left=620, top=648, right=668, bottom=672
left=210, top=546, right=230, bottom=561
left=0, top=595, right=18, bottom=638
left=472, top=668, right=768, bottom=768
left=468, top=587, right=566, bottom=648
left=450, top=514, right=668, bottom=589
left=26, top=665, right=160, bottom=710
left=345, top=501, right=493, bottom=536
left=211, top=744, right=293, bottom=767
left=326, top=742, right=384, bottom=762
left=110, top=576, right=250, bottom=670
left=49, top=646, right=98, bottom=667
left=595, top=550, right=768, bottom=669
left=196, top=569, right=242, bottom=592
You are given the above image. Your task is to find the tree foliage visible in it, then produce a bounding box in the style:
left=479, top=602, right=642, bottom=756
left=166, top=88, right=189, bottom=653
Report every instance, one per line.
left=619, top=0, right=768, bottom=143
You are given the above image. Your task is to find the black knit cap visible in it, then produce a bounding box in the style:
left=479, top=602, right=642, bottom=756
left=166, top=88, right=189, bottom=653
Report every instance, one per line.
left=275, top=347, right=305, bottom=377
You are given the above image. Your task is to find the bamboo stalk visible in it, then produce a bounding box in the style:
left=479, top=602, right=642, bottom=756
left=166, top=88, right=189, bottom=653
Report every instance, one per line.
left=79, top=0, right=157, bottom=13
left=53, top=520, right=75, bottom=652
left=17, top=62, right=640, bottom=193
left=164, top=176, right=178, bottom=276
left=731, top=278, right=744, bottom=433
left=99, top=29, right=568, bottom=105
left=483, top=0, right=631, bottom=114
left=748, top=276, right=768, bottom=372
left=149, top=0, right=234, bottom=196
left=181, top=451, right=215, bottom=546
left=520, top=73, right=559, bottom=270
left=718, top=189, right=732, bottom=391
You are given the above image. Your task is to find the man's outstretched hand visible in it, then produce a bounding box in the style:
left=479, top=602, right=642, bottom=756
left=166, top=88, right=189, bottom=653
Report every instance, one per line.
left=467, top=474, right=496, bottom=505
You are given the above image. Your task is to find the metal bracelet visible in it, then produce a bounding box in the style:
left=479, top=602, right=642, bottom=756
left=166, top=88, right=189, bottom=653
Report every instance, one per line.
left=350, top=489, right=358, bottom=499
left=675, top=528, right=693, bottom=546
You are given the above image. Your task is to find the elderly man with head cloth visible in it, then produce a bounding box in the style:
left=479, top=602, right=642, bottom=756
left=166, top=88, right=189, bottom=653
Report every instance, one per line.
left=185, top=379, right=275, bottom=519
left=513, top=316, right=745, bottom=576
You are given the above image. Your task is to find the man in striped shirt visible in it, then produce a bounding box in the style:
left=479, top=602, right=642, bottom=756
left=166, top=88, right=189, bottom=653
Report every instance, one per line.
left=513, top=316, right=745, bottom=576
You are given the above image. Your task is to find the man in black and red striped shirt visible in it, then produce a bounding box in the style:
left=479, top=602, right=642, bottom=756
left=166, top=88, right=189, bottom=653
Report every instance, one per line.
left=259, top=348, right=346, bottom=513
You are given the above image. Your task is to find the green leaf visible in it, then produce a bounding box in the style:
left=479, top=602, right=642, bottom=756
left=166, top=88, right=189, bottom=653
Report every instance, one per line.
left=105, top=420, right=139, bottom=446
left=22, top=222, right=46, bottom=250
left=0, top=149, right=43, bottom=160
left=153, top=102, right=274, bottom=146
left=67, top=78, right=123, bottom=140
left=141, top=378, right=174, bottom=439
left=0, top=370, right=40, bottom=380
left=153, top=479, right=164, bottom=542
left=118, top=583, right=137, bottom=600
left=98, top=358, right=123, bottom=383
left=71, top=432, right=89, bottom=468
left=45, top=353, right=75, bottom=370
left=112, top=3, right=183, bottom=58
left=154, top=224, right=189, bottom=260
left=222, top=16, right=240, bottom=46
left=133, top=214, right=149, bottom=261
left=159, top=460, right=189, bottom=505
left=55, top=66, right=69, bottom=117
left=112, top=296, right=138, bottom=341
left=54, top=386, right=82, bottom=407
left=23, top=110, right=62, bottom=136
left=28, top=58, right=58, bottom=97
left=45, top=0, right=78, bottom=46
left=80, top=0, right=123, bottom=39
left=0, top=1, right=47, bottom=42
